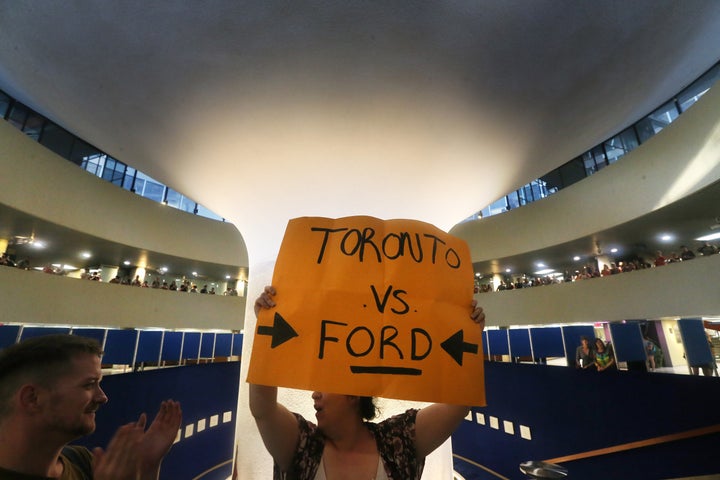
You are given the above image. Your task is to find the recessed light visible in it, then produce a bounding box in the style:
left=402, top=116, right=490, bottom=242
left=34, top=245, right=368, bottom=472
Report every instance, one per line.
left=573, top=256, right=581, bottom=261
left=610, top=248, right=618, bottom=253
left=505, top=268, right=511, bottom=273
left=80, top=252, right=92, bottom=259
left=660, top=234, right=674, bottom=242
left=123, top=260, right=131, bottom=265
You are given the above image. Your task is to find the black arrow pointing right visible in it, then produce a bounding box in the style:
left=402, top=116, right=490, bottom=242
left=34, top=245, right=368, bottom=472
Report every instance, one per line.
left=257, top=312, right=299, bottom=348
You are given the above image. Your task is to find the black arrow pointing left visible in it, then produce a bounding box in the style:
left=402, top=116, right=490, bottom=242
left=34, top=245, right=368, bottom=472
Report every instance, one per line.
left=440, top=329, right=479, bottom=366
left=257, top=312, right=299, bottom=348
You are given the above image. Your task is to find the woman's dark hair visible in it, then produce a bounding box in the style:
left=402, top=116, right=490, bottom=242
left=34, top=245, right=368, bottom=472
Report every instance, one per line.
left=358, top=396, right=378, bottom=421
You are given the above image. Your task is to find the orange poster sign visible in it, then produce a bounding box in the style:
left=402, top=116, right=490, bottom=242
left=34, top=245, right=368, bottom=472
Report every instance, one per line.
left=247, top=216, right=486, bottom=406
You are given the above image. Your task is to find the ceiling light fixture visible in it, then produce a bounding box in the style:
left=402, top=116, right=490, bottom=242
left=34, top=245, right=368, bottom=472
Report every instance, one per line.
left=534, top=268, right=555, bottom=275
left=697, top=232, right=720, bottom=242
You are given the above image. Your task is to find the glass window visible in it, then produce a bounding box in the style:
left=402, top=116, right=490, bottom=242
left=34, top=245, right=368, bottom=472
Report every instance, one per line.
left=165, top=188, right=182, bottom=209
left=82, top=153, right=105, bottom=176
left=177, top=195, right=197, bottom=214
left=540, top=170, right=562, bottom=192
left=558, top=157, right=586, bottom=187
left=22, top=111, right=46, bottom=141
left=590, top=145, right=607, bottom=171
left=39, top=122, right=74, bottom=158
left=618, top=127, right=639, bottom=154
left=101, top=157, right=126, bottom=185
left=678, top=63, right=720, bottom=112
left=0, top=91, right=11, bottom=119
left=648, top=100, right=679, bottom=126
left=522, top=184, right=534, bottom=203
left=636, top=100, right=679, bottom=143
left=135, top=172, right=165, bottom=202
left=69, top=139, right=102, bottom=167
left=122, top=167, right=137, bottom=191
left=581, top=151, right=596, bottom=175
left=195, top=204, right=224, bottom=221
left=7, top=102, right=29, bottom=130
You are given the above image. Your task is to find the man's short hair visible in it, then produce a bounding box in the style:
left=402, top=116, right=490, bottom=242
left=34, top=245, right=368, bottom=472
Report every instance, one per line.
left=0, top=334, right=103, bottom=418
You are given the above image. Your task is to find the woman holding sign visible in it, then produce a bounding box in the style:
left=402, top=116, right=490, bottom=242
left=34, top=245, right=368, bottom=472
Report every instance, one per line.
left=249, top=285, right=485, bottom=480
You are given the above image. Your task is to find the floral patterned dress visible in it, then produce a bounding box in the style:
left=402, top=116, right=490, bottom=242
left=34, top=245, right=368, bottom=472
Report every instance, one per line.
left=273, top=409, right=424, bottom=480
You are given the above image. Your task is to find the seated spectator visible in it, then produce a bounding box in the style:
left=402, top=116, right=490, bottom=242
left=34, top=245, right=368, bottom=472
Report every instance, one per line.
left=667, top=252, right=682, bottom=263
left=697, top=242, right=719, bottom=256
left=679, top=245, right=696, bottom=261
left=609, top=262, right=621, bottom=274
left=209, top=287, right=216, bottom=295
left=600, top=264, right=611, bottom=276
left=594, top=338, right=616, bottom=371
left=161, top=280, right=169, bottom=289
left=654, top=251, right=666, bottom=267
left=151, top=278, right=160, bottom=288
left=169, top=281, right=178, bottom=291
left=0, top=253, right=14, bottom=267
left=131, top=275, right=142, bottom=286
left=109, top=275, right=121, bottom=284
left=200, top=284, right=208, bottom=294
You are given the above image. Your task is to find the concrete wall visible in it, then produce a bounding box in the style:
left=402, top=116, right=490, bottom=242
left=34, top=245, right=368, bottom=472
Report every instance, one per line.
left=0, top=266, right=246, bottom=330
left=474, top=253, right=720, bottom=327
left=451, top=82, right=720, bottom=262
left=0, top=120, right=248, bottom=268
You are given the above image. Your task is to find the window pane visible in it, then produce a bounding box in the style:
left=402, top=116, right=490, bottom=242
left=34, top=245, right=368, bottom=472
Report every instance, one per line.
left=82, top=153, right=105, bottom=176
left=165, top=188, right=182, bottom=209
left=591, top=145, right=607, bottom=171
left=101, top=157, right=126, bottom=185
left=636, top=100, right=679, bottom=143
left=581, top=151, right=596, bottom=175
left=558, top=157, right=586, bottom=187
left=39, top=122, right=74, bottom=158
left=179, top=197, right=196, bottom=214
left=22, top=111, right=46, bottom=141
left=135, top=172, right=165, bottom=202
left=0, top=91, right=11, bottom=118
left=618, top=127, right=639, bottom=153
left=122, top=167, right=137, bottom=191
left=7, top=102, right=29, bottom=130
left=678, top=63, right=720, bottom=112
left=195, top=204, right=224, bottom=221
left=648, top=100, right=679, bottom=127
left=540, top=170, right=562, bottom=192
left=70, top=139, right=102, bottom=167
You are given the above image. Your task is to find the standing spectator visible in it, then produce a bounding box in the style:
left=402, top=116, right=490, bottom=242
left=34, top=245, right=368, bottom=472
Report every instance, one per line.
left=594, top=338, right=616, bottom=371
left=575, top=336, right=595, bottom=369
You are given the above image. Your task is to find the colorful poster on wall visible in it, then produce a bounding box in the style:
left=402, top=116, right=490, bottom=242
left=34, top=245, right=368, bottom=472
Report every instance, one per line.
left=247, top=216, right=486, bottom=406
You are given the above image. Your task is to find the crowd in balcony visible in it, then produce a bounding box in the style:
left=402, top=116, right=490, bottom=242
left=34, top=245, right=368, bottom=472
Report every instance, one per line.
left=476, top=240, right=719, bottom=293
left=0, top=253, right=240, bottom=297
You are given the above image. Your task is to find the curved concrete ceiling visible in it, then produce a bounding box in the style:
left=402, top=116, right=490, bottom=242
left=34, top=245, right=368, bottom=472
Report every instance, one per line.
left=2, top=1, right=720, bottom=264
